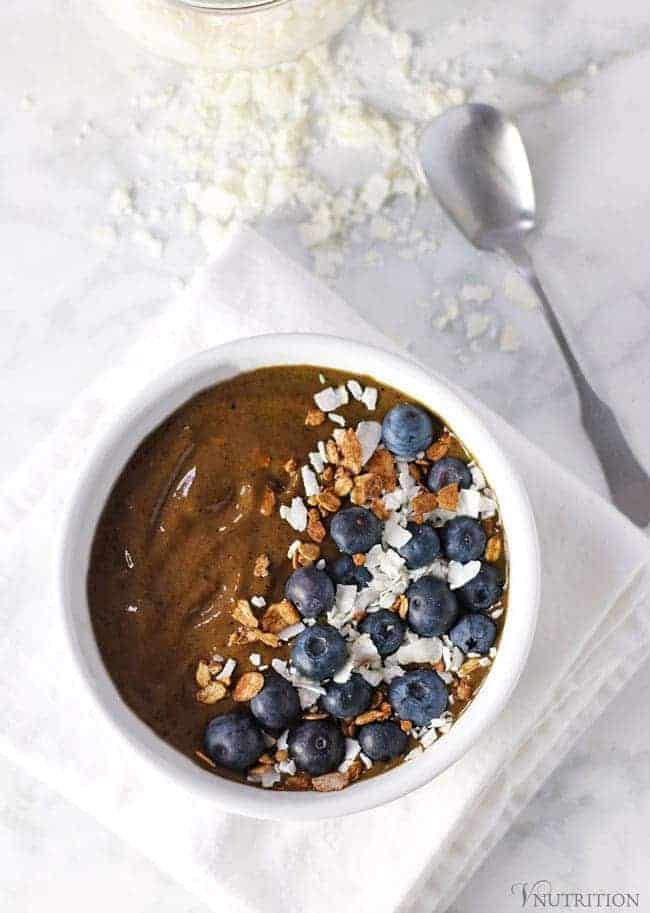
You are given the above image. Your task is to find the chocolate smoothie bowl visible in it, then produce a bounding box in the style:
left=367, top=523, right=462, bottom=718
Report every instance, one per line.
left=59, top=335, right=539, bottom=818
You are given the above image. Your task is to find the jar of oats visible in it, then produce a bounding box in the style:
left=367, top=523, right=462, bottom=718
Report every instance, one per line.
left=94, top=0, right=365, bottom=70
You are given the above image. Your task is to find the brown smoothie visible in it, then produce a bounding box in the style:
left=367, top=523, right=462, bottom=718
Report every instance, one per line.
left=88, top=365, right=507, bottom=790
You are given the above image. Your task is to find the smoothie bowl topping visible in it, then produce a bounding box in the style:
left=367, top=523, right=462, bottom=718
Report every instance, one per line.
left=88, top=365, right=507, bottom=793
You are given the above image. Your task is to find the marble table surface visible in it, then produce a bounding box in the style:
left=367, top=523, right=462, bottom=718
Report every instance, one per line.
left=2, top=0, right=650, bottom=910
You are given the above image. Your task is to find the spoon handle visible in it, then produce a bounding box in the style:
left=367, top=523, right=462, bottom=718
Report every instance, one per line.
left=502, top=241, right=650, bottom=527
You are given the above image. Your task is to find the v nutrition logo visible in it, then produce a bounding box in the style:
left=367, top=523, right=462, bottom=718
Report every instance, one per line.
left=510, top=881, right=640, bottom=909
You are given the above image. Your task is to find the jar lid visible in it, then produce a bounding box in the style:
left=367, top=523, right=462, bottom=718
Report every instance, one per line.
left=175, top=0, right=290, bottom=11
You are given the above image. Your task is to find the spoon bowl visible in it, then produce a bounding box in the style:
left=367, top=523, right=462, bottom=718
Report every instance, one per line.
left=419, top=104, right=536, bottom=251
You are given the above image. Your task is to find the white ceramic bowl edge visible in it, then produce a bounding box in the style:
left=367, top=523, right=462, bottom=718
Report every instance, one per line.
left=57, top=333, right=540, bottom=820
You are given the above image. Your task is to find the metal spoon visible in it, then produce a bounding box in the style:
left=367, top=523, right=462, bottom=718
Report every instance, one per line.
left=419, top=102, right=650, bottom=527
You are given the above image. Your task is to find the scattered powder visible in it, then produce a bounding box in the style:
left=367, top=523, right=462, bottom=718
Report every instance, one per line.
left=499, top=323, right=521, bottom=353
left=503, top=270, right=539, bottom=310
left=92, top=0, right=528, bottom=361
left=460, top=284, right=493, bottom=304
left=433, top=297, right=460, bottom=331
left=464, top=311, right=492, bottom=340
left=96, top=1, right=467, bottom=279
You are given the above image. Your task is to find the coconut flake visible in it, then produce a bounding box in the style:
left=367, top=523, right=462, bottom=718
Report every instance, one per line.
left=447, top=560, right=481, bottom=590
left=396, top=460, right=421, bottom=504
left=383, top=491, right=402, bottom=511
left=216, top=657, right=237, bottom=681
left=328, top=412, right=346, bottom=426
left=361, top=386, right=378, bottom=411
left=271, top=658, right=290, bottom=679
left=351, top=632, right=381, bottom=666
left=480, top=495, right=497, bottom=518
left=309, top=451, right=325, bottom=473
left=338, top=738, right=361, bottom=773
left=347, top=379, right=363, bottom=400
left=383, top=518, right=412, bottom=549
left=388, top=632, right=443, bottom=667
left=329, top=584, right=358, bottom=629
left=335, top=384, right=350, bottom=406
left=470, top=465, right=486, bottom=490
left=356, top=420, right=382, bottom=465
left=408, top=557, right=448, bottom=583
left=301, top=465, right=320, bottom=497
left=457, top=488, right=482, bottom=518
left=251, top=595, right=266, bottom=608
left=378, top=547, right=407, bottom=578
left=279, top=622, right=306, bottom=641
left=314, top=387, right=341, bottom=412
left=442, top=641, right=465, bottom=672
left=280, top=497, right=308, bottom=531
left=333, top=656, right=355, bottom=683
left=359, top=667, right=384, bottom=686
left=278, top=758, right=296, bottom=775
left=287, top=540, right=301, bottom=559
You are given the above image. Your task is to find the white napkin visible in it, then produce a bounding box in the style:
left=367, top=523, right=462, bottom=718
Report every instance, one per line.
left=1, top=228, right=649, bottom=913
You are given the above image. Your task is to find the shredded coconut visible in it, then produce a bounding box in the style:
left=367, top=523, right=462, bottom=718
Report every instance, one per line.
left=300, top=465, right=320, bottom=497
left=93, top=1, right=470, bottom=291
left=280, top=497, right=308, bottom=531
left=356, top=420, right=382, bottom=465
left=447, top=560, right=481, bottom=590
left=347, top=379, right=363, bottom=400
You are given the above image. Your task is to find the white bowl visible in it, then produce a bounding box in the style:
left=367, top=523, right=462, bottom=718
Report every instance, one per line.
left=57, top=333, right=539, bottom=820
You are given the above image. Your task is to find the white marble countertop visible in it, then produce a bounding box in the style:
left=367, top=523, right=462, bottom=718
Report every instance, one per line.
left=2, top=0, right=650, bottom=910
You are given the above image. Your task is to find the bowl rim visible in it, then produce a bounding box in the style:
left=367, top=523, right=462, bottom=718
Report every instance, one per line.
left=56, top=332, right=540, bottom=820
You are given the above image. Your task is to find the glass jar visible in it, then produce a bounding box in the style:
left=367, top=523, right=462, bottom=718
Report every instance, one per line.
left=96, top=0, right=365, bottom=71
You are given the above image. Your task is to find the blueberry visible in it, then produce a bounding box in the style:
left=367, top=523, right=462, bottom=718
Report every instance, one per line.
left=457, top=564, right=503, bottom=612
left=288, top=719, right=345, bottom=775
left=427, top=457, right=472, bottom=492
left=440, top=516, right=486, bottom=562
left=382, top=403, right=435, bottom=459
left=406, top=576, right=459, bottom=636
left=359, top=609, right=405, bottom=657
left=449, top=613, right=497, bottom=654
left=320, top=673, right=373, bottom=719
left=291, top=623, right=348, bottom=681
left=250, top=672, right=301, bottom=732
left=203, top=710, right=265, bottom=771
left=285, top=565, right=335, bottom=619
left=358, top=721, right=408, bottom=762
left=330, top=507, right=382, bottom=555
left=398, top=522, right=441, bottom=569
left=328, top=554, right=372, bottom=589
left=388, top=669, right=448, bottom=726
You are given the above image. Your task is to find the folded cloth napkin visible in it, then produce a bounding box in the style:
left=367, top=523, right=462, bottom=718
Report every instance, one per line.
left=1, top=228, right=649, bottom=913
